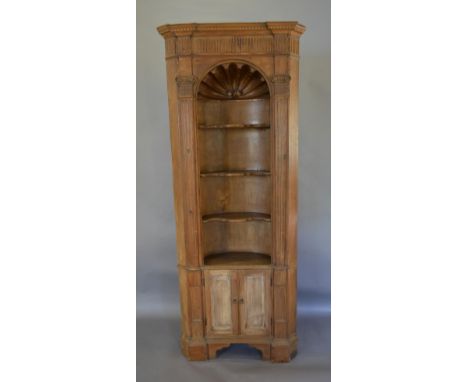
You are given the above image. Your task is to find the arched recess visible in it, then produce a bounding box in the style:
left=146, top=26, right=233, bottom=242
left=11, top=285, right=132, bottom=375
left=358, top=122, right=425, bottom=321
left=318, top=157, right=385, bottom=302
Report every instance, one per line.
left=196, top=62, right=272, bottom=266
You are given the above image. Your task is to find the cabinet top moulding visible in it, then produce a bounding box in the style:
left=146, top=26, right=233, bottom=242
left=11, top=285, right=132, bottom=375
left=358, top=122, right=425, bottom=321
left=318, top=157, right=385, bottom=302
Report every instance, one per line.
left=157, top=21, right=306, bottom=37
left=157, top=21, right=305, bottom=58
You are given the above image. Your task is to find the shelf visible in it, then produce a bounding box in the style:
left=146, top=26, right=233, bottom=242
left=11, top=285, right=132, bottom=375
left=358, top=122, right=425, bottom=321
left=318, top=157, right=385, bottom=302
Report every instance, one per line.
left=204, top=252, right=271, bottom=266
left=202, top=212, right=271, bottom=223
left=198, top=123, right=270, bottom=130
left=200, top=170, right=270, bottom=178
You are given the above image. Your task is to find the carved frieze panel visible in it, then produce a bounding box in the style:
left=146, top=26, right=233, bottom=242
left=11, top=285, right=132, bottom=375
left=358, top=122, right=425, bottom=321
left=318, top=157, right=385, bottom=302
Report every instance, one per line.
left=193, top=36, right=274, bottom=55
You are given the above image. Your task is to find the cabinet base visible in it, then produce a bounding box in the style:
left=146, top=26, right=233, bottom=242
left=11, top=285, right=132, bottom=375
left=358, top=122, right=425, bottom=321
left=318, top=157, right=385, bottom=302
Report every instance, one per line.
left=271, top=337, right=298, bottom=363
left=180, top=336, right=297, bottom=363
left=180, top=338, right=208, bottom=361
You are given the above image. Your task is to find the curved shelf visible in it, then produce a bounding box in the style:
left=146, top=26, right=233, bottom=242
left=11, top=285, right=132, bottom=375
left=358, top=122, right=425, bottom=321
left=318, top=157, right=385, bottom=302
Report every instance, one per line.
left=200, top=170, right=270, bottom=177
left=198, top=123, right=270, bottom=129
left=204, top=252, right=271, bottom=266
left=202, top=212, right=271, bottom=223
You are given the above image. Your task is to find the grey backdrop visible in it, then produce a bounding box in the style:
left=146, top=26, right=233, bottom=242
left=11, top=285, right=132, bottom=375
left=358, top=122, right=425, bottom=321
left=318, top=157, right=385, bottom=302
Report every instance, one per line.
left=137, top=0, right=330, bottom=380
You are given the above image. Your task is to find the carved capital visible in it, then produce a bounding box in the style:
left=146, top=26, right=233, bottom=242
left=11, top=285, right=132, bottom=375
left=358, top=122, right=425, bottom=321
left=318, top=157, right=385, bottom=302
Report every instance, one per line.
left=272, top=74, right=291, bottom=84
left=176, top=75, right=197, bottom=99
left=272, top=75, right=291, bottom=96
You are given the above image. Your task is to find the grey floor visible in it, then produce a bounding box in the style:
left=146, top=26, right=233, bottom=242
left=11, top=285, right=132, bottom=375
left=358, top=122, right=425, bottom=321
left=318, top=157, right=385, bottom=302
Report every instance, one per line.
left=136, top=313, right=330, bottom=382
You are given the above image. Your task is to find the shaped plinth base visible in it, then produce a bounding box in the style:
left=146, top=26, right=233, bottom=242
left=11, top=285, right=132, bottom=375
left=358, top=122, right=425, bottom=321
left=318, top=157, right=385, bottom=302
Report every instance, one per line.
left=208, top=342, right=271, bottom=360
left=181, top=336, right=297, bottom=362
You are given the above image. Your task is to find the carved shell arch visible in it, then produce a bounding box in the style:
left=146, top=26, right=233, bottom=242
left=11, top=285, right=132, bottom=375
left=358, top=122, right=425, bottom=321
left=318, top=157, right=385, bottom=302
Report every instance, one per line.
left=197, top=62, right=270, bottom=100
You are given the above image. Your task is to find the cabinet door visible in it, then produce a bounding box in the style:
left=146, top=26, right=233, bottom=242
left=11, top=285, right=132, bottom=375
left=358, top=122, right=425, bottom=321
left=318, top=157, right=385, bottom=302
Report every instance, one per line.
left=239, top=270, right=271, bottom=336
left=204, top=270, right=238, bottom=336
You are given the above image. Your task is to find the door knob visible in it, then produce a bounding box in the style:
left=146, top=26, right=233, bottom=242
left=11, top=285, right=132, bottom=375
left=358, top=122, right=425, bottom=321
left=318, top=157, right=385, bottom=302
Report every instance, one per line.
left=239, top=298, right=244, bottom=304
left=232, top=298, right=237, bottom=303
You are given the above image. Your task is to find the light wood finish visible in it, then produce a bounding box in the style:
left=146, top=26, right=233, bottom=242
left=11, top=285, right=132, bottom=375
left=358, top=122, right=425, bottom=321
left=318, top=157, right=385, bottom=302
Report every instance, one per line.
left=158, top=21, right=305, bottom=362
left=239, top=270, right=271, bottom=336
left=204, top=270, right=238, bottom=336
left=204, top=269, right=271, bottom=337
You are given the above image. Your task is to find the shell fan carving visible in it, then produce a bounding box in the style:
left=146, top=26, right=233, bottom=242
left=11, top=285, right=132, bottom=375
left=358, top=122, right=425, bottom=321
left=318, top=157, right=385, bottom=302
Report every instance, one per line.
left=198, top=63, right=270, bottom=100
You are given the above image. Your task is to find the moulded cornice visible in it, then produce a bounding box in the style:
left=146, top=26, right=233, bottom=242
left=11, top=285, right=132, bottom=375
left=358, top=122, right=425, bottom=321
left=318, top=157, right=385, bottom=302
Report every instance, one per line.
left=157, top=21, right=306, bottom=38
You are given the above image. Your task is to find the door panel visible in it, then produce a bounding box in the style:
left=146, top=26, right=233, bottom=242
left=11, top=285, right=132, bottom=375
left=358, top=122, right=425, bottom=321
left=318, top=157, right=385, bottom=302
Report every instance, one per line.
left=239, top=270, right=271, bottom=336
left=204, top=270, right=238, bottom=336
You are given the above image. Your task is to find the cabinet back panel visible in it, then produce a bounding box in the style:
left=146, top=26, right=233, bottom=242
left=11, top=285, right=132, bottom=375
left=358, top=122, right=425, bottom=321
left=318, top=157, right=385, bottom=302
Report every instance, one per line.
left=197, top=99, right=269, bottom=127
left=200, top=176, right=271, bottom=215
left=198, top=129, right=270, bottom=172
left=203, top=221, right=271, bottom=255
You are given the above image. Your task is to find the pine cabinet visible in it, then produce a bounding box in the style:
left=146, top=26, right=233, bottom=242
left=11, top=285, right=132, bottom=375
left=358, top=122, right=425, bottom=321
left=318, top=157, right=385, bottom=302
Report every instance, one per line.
left=157, top=21, right=305, bottom=362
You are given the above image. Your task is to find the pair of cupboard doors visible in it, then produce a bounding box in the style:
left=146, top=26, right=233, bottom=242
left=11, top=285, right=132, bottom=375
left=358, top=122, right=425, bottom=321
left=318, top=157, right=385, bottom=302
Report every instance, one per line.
left=204, top=269, right=271, bottom=337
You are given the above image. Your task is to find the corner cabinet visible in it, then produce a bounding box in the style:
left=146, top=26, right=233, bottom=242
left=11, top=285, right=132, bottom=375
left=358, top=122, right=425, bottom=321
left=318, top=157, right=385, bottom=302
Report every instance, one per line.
left=157, top=22, right=305, bottom=362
